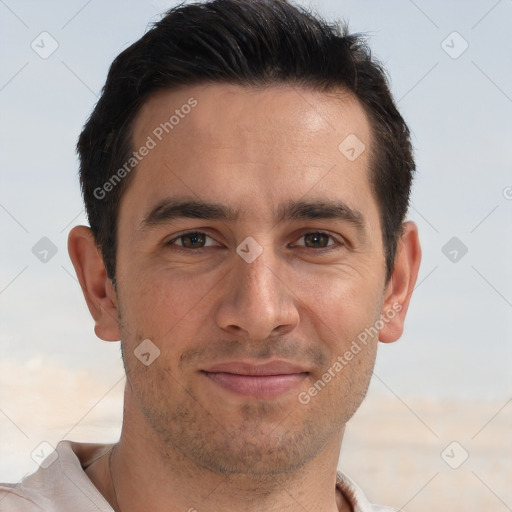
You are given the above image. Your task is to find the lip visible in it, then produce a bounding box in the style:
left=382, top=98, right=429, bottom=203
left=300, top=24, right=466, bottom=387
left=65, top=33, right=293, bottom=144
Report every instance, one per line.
left=201, top=360, right=309, bottom=399
left=203, top=360, right=308, bottom=376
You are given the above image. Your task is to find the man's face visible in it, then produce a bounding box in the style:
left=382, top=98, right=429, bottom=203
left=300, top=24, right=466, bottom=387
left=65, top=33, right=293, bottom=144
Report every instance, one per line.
left=114, top=83, right=390, bottom=475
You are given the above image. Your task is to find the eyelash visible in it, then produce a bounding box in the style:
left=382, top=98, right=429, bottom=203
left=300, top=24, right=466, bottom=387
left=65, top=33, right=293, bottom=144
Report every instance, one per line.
left=165, top=230, right=343, bottom=253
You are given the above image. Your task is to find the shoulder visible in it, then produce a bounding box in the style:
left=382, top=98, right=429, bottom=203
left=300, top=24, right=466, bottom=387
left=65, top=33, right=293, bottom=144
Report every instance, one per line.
left=0, top=440, right=114, bottom=512
left=0, top=484, right=47, bottom=511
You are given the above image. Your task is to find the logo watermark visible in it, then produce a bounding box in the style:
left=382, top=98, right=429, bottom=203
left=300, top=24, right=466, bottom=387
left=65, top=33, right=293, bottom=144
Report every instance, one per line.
left=298, top=302, right=402, bottom=404
left=93, top=97, right=198, bottom=200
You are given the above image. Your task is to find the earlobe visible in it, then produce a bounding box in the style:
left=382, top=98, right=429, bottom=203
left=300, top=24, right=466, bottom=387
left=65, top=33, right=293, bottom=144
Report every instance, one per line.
left=378, top=221, right=421, bottom=343
left=67, top=225, right=121, bottom=342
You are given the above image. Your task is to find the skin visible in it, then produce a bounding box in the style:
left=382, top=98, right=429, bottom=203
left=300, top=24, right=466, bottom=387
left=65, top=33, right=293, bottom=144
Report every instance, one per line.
left=69, top=83, right=421, bottom=512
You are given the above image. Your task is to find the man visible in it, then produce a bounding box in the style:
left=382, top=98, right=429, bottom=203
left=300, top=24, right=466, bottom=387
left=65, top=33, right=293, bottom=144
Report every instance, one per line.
left=0, top=0, right=421, bottom=510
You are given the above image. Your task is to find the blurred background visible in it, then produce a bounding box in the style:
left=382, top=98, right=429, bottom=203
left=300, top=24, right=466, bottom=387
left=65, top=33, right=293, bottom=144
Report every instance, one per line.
left=0, top=0, right=511, bottom=510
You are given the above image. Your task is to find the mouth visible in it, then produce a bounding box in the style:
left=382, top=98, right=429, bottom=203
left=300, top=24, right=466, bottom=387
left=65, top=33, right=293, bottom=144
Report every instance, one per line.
left=201, top=360, right=309, bottom=399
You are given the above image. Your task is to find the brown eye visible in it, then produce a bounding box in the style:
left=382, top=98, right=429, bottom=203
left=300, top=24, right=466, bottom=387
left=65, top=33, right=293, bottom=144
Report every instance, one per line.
left=180, top=232, right=206, bottom=248
left=297, top=232, right=336, bottom=249
left=167, top=231, right=217, bottom=249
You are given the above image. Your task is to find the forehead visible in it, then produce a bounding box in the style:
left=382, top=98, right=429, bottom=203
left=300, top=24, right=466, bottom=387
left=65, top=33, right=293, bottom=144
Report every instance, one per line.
left=123, top=83, right=376, bottom=227
left=133, top=83, right=370, bottom=153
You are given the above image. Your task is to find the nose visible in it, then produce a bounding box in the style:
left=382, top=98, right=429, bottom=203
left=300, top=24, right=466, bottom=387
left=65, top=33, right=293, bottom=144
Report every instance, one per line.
left=214, top=247, right=300, bottom=341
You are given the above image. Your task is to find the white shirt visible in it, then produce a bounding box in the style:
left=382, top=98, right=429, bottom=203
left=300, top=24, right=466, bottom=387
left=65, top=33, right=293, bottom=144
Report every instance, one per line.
left=0, top=441, right=397, bottom=512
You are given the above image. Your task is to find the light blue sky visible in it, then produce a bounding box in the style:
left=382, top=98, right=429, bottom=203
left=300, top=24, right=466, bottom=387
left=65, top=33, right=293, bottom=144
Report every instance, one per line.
left=0, top=0, right=511, bottom=411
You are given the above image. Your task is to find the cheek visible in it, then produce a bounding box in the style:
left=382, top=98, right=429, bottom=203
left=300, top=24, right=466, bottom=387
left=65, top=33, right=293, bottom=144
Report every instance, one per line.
left=120, top=267, right=222, bottom=352
left=304, top=276, right=381, bottom=412
left=300, top=266, right=384, bottom=349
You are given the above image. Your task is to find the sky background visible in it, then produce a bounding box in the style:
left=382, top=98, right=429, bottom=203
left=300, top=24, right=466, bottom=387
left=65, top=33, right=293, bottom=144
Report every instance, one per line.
left=0, top=0, right=511, bottom=491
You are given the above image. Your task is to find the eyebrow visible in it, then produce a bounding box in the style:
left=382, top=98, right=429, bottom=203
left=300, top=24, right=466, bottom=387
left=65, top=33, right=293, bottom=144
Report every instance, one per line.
left=140, top=197, right=366, bottom=236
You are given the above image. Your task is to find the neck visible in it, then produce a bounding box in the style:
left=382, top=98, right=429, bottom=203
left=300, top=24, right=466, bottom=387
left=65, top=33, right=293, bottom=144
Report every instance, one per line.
left=88, top=387, right=351, bottom=512
left=111, top=438, right=347, bottom=512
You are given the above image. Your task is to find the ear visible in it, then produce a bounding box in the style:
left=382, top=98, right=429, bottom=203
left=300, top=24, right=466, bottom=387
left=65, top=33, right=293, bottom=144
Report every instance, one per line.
left=379, top=221, right=421, bottom=343
left=68, top=225, right=121, bottom=341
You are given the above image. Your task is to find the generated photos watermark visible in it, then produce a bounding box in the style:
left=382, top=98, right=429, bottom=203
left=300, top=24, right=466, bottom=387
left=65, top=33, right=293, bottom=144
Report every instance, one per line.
left=298, top=301, right=402, bottom=404
left=94, top=97, right=198, bottom=200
